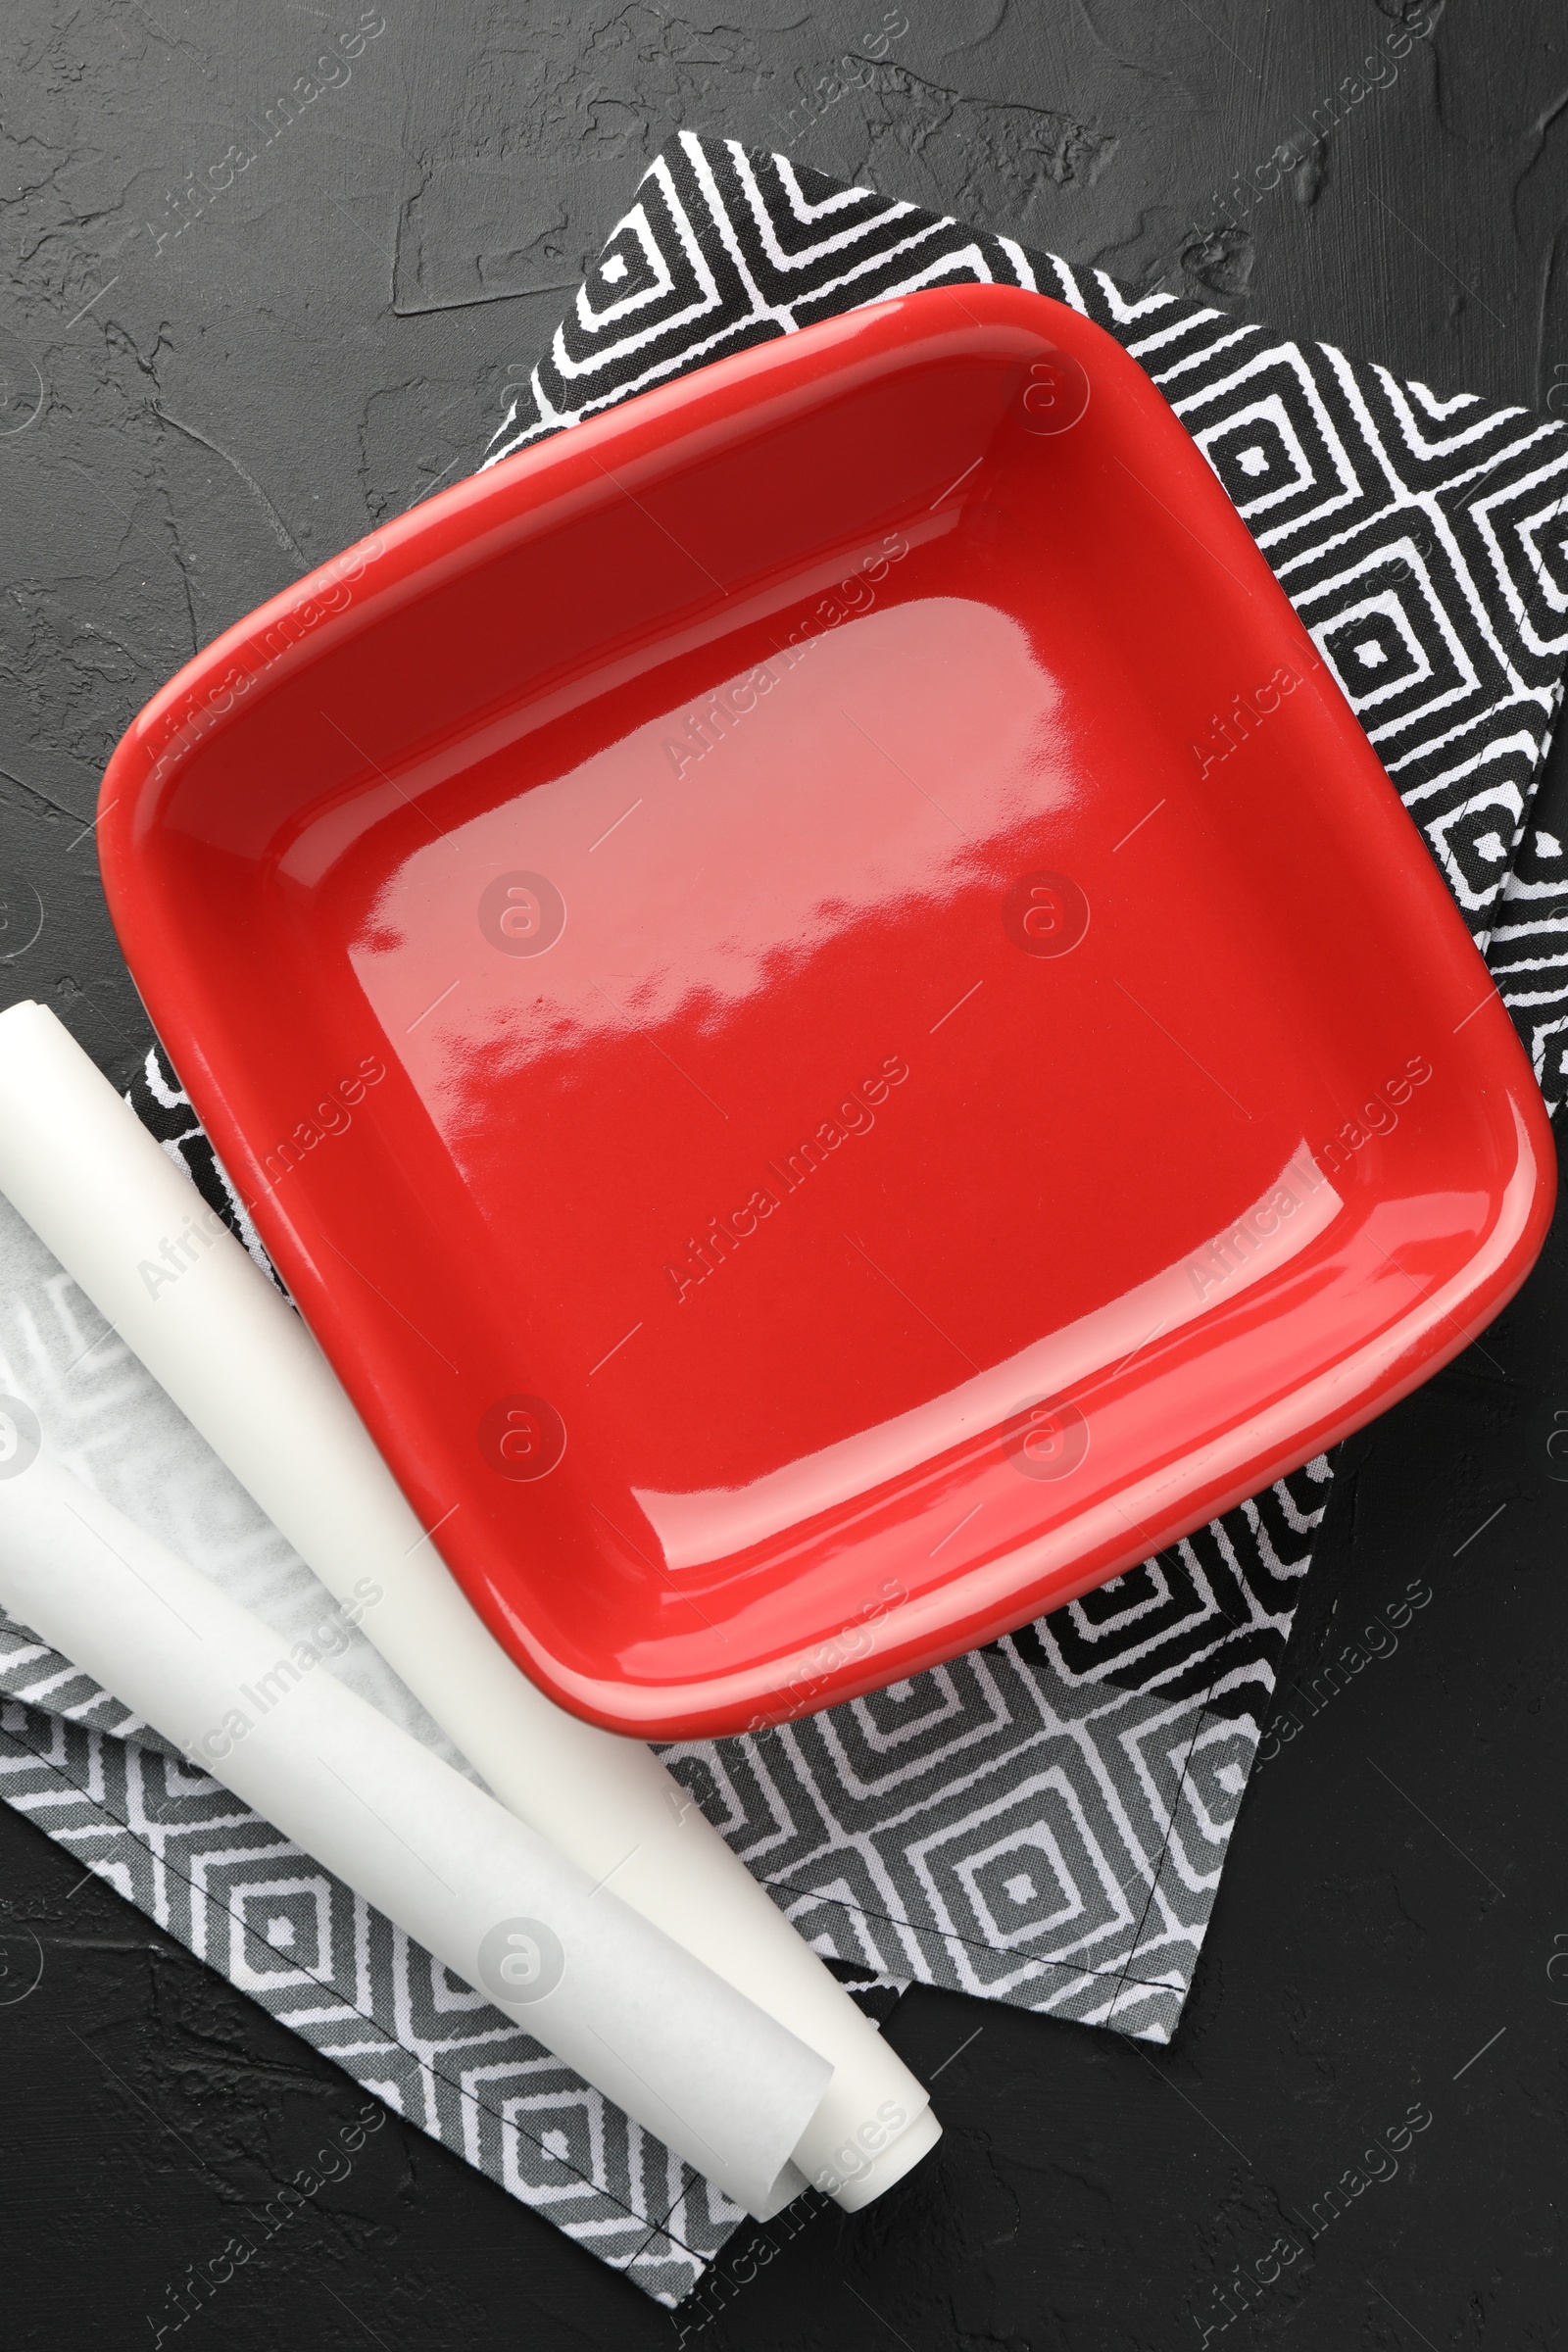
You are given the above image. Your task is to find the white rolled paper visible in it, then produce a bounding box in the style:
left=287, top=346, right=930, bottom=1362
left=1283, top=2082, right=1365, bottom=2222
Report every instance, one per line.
left=0, top=1444, right=831, bottom=2215
left=0, top=1003, right=939, bottom=2210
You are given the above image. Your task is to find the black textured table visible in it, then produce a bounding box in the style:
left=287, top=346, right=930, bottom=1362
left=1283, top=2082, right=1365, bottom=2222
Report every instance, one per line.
left=3, top=6, right=1566, bottom=2345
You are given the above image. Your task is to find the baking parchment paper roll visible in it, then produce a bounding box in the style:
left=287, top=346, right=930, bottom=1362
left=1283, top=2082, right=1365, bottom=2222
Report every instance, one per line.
left=0, top=1437, right=831, bottom=2216
left=0, top=1001, right=938, bottom=2209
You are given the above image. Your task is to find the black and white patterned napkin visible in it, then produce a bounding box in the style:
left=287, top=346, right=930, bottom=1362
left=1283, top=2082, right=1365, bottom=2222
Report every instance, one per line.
left=3, top=131, right=1565, bottom=2303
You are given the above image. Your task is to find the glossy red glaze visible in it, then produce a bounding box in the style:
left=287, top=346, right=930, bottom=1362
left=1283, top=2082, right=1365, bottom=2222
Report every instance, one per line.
left=98, top=286, right=1555, bottom=1739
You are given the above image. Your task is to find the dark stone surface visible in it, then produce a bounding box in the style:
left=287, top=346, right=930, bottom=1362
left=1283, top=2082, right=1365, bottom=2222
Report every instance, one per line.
left=2, top=3, right=1566, bottom=2344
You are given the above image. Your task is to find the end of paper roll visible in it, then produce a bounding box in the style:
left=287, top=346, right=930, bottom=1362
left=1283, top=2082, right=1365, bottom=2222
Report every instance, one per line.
left=755, top=2105, right=939, bottom=2221
left=828, top=2102, right=942, bottom=2211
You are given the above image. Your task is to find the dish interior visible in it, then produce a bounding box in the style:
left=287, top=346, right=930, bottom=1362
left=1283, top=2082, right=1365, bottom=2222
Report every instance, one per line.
left=115, top=289, right=1553, bottom=1733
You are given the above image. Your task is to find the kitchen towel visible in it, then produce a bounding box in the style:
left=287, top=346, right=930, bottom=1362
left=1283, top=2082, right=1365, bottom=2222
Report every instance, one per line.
left=3, top=130, right=1565, bottom=2304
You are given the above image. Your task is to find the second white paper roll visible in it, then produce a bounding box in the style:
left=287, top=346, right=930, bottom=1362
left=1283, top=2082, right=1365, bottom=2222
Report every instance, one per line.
left=0, top=1002, right=939, bottom=2209
left=0, top=1443, right=831, bottom=2215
